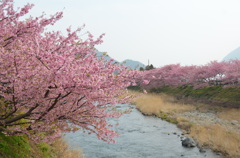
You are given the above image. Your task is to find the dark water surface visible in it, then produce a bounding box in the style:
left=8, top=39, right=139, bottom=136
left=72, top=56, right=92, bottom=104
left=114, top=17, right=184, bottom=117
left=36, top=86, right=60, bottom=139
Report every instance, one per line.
left=65, top=104, right=222, bottom=158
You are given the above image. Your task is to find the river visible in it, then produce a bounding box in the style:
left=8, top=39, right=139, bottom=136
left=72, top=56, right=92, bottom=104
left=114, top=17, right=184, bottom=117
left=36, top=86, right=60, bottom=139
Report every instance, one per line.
left=64, top=104, right=223, bottom=158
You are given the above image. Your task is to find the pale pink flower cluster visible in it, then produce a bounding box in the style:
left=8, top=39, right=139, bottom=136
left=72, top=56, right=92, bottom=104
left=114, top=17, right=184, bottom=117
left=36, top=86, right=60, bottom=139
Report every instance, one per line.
left=0, top=0, right=137, bottom=143
left=137, top=60, right=240, bottom=89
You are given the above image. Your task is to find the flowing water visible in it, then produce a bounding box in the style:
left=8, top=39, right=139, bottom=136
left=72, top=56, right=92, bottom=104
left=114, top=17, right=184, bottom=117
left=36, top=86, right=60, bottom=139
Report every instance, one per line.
left=65, top=104, right=223, bottom=158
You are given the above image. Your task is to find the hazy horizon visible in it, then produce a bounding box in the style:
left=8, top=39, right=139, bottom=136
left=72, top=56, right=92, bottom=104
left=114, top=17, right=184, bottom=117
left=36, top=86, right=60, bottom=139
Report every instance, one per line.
left=14, top=0, right=240, bottom=67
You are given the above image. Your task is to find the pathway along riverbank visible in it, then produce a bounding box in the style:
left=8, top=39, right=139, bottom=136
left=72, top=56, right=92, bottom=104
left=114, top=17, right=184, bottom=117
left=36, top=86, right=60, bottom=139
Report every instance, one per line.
left=130, top=91, right=240, bottom=158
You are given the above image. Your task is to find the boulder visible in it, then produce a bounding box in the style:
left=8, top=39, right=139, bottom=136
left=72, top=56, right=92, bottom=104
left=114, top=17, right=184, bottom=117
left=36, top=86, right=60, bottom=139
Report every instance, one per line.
left=182, top=137, right=196, bottom=148
left=231, top=120, right=238, bottom=125
left=199, top=148, right=206, bottom=153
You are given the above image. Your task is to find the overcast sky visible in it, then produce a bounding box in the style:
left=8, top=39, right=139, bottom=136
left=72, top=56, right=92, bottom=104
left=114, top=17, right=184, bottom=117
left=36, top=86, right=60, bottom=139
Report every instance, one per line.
left=14, top=0, right=240, bottom=67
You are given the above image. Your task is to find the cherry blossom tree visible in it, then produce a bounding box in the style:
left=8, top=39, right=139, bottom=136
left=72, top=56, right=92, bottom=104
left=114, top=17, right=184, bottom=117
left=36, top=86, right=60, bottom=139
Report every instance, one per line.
left=137, top=60, right=240, bottom=90
left=223, top=60, right=240, bottom=86
left=0, top=0, right=137, bottom=143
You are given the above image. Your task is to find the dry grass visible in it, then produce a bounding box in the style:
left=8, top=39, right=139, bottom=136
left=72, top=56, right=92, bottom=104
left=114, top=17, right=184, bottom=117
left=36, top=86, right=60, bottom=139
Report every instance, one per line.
left=218, top=109, right=240, bottom=122
left=130, top=91, right=195, bottom=115
left=130, top=91, right=240, bottom=158
left=51, top=138, right=82, bottom=158
left=176, top=117, right=194, bottom=132
left=190, top=124, right=240, bottom=158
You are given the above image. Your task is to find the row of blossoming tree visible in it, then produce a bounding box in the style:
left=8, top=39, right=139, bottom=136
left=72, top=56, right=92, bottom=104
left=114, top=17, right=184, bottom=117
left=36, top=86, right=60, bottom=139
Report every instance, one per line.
left=137, top=60, right=240, bottom=90
left=0, top=0, right=137, bottom=143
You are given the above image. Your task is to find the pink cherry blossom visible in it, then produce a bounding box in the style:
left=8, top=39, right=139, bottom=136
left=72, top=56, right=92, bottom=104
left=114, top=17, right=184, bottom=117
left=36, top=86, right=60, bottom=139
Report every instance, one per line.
left=137, top=61, right=240, bottom=89
left=0, top=0, right=137, bottom=143
left=143, top=80, right=150, bottom=85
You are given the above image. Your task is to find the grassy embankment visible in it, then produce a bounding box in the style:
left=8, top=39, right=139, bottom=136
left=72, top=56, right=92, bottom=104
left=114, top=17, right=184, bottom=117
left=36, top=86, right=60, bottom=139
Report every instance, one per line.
left=149, top=85, right=240, bottom=108
left=0, top=133, right=82, bottom=158
left=130, top=89, right=240, bottom=158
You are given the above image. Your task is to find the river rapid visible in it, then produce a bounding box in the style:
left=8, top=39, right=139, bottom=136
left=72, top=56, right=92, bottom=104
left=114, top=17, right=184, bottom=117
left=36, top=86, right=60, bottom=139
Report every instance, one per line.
left=64, top=104, right=223, bottom=158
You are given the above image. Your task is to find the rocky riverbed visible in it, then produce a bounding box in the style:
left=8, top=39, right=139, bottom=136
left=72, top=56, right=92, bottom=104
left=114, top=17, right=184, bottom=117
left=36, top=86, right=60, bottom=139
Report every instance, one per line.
left=179, top=110, right=240, bottom=133
left=130, top=91, right=240, bottom=157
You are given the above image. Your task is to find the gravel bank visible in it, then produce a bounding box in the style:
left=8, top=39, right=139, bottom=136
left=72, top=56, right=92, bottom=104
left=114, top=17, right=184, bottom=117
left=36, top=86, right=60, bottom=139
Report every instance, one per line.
left=178, top=111, right=240, bottom=133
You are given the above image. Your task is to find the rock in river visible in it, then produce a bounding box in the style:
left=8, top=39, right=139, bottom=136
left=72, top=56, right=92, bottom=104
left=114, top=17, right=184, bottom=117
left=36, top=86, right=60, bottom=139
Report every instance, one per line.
left=182, top=137, right=196, bottom=148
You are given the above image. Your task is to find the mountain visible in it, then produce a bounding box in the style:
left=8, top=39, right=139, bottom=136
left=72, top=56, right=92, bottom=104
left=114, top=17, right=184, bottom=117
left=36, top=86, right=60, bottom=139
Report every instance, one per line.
left=120, top=59, right=145, bottom=70
left=96, top=52, right=115, bottom=62
left=96, top=52, right=145, bottom=70
left=223, top=47, right=240, bottom=61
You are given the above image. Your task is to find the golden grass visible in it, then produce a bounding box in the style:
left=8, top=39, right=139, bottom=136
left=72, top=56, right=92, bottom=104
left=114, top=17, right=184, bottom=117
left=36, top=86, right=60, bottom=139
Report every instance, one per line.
left=130, top=91, right=195, bottom=115
left=51, top=138, right=82, bottom=158
left=190, top=124, right=240, bottom=158
left=176, top=117, right=193, bottom=132
left=218, top=109, right=240, bottom=122
left=130, top=90, right=240, bottom=158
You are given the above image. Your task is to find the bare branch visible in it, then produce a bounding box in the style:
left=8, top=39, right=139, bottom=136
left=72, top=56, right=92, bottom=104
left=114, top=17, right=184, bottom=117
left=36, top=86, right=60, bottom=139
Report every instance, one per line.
left=36, top=56, right=50, bottom=70
left=37, top=93, right=61, bottom=121
left=4, top=103, right=40, bottom=125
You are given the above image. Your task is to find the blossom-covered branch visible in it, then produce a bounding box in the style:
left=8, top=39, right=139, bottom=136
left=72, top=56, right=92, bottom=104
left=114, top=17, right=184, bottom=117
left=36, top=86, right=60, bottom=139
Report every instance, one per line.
left=0, top=0, right=137, bottom=143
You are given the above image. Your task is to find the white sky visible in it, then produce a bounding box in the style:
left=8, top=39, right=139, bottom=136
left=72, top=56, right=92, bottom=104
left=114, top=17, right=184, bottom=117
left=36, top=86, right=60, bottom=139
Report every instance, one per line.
left=14, top=0, right=240, bottom=67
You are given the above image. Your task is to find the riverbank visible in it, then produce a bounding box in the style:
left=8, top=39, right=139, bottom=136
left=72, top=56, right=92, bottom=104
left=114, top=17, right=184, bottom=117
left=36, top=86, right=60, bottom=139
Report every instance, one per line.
left=64, top=103, right=221, bottom=158
left=0, top=134, right=82, bottom=158
left=130, top=91, right=240, bottom=158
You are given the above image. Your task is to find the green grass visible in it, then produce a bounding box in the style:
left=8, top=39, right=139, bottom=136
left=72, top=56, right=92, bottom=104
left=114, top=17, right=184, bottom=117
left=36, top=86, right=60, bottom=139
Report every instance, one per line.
left=149, top=85, right=240, bottom=107
left=0, top=132, right=55, bottom=158
left=127, top=85, right=144, bottom=92
left=157, top=111, right=178, bottom=124
left=37, top=142, right=53, bottom=158
left=0, top=132, right=32, bottom=158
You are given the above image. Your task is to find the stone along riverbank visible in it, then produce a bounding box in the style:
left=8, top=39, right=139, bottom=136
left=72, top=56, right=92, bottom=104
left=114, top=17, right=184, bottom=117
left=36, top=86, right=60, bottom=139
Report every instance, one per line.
left=64, top=104, right=222, bottom=158
left=131, top=91, right=240, bottom=158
